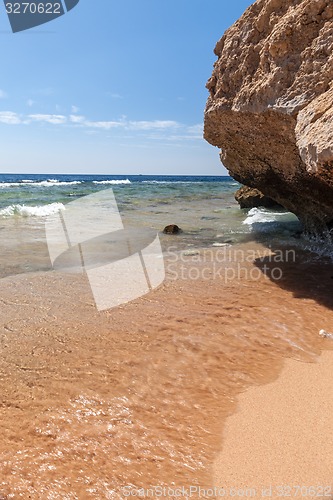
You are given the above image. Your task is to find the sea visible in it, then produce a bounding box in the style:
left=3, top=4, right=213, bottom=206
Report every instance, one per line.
left=0, top=173, right=303, bottom=280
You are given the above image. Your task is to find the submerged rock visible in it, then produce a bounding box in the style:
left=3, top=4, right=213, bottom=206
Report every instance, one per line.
left=235, top=186, right=282, bottom=209
left=204, top=0, right=333, bottom=239
left=163, top=224, right=182, bottom=234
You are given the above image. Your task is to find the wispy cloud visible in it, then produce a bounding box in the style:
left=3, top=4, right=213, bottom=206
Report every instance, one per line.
left=128, top=120, right=180, bottom=131
left=29, top=114, right=67, bottom=125
left=70, top=116, right=181, bottom=132
left=109, top=93, right=123, bottom=99
left=0, top=90, right=8, bottom=99
left=71, top=105, right=79, bottom=113
left=0, top=111, right=21, bottom=124
left=0, top=108, right=203, bottom=142
left=84, top=119, right=125, bottom=130
left=27, top=99, right=35, bottom=107
left=69, top=114, right=85, bottom=124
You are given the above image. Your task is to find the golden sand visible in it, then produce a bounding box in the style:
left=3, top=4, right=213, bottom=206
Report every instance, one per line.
left=0, top=242, right=333, bottom=497
left=214, top=350, right=333, bottom=498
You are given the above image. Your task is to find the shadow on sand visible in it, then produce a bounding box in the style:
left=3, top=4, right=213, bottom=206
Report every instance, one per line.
left=250, top=222, right=333, bottom=312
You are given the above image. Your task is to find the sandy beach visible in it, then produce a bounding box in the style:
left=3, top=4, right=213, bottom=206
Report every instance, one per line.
left=0, top=241, right=333, bottom=497
left=214, top=350, right=333, bottom=498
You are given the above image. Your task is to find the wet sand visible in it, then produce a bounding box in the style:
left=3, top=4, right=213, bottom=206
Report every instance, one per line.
left=0, top=241, right=333, bottom=497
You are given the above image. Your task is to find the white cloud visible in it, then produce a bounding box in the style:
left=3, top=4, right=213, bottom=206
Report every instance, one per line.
left=27, top=99, right=34, bottom=107
left=71, top=105, right=79, bottom=113
left=29, top=114, right=67, bottom=125
left=69, top=114, right=86, bottom=124
left=84, top=120, right=126, bottom=130
left=0, top=109, right=201, bottom=142
left=0, top=90, right=8, bottom=99
left=166, top=134, right=203, bottom=142
left=110, top=93, right=123, bottom=99
left=80, top=118, right=181, bottom=132
left=129, top=120, right=180, bottom=130
left=0, top=111, right=21, bottom=124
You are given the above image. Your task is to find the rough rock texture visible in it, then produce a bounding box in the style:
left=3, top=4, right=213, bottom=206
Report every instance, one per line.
left=235, top=186, right=282, bottom=209
left=204, top=0, right=333, bottom=237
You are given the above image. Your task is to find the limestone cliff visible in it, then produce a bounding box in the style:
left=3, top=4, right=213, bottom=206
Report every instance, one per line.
left=204, top=0, right=333, bottom=238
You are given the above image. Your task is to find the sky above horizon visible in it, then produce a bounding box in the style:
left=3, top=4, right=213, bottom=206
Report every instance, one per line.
left=0, top=0, right=253, bottom=175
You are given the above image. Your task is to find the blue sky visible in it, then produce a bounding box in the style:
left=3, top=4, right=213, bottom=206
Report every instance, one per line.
left=0, top=0, right=253, bottom=175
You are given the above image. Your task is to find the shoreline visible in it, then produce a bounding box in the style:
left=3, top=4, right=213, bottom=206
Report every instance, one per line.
left=213, top=349, right=333, bottom=498
left=0, top=242, right=333, bottom=496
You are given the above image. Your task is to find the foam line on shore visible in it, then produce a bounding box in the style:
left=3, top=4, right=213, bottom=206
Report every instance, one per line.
left=0, top=202, right=65, bottom=217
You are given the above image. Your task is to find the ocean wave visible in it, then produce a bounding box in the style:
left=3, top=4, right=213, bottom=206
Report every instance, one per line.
left=243, top=207, right=289, bottom=225
left=0, top=179, right=82, bottom=187
left=242, top=208, right=300, bottom=235
left=0, top=202, right=65, bottom=218
left=0, top=182, right=22, bottom=187
left=92, top=179, right=131, bottom=185
left=38, top=180, right=82, bottom=187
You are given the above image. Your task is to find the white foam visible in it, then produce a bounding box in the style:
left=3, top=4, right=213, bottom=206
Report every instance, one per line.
left=319, top=329, right=333, bottom=340
left=0, top=182, right=22, bottom=187
left=0, top=202, right=65, bottom=218
left=0, top=179, right=82, bottom=187
left=37, top=180, right=82, bottom=187
left=242, top=207, right=294, bottom=227
left=92, top=179, right=131, bottom=185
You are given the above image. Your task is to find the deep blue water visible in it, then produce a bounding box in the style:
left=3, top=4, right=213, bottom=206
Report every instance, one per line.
left=0, top=173, right=230, bottom=184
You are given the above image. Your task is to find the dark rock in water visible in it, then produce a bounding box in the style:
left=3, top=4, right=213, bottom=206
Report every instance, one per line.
left=163, top=224, right=182, bottom=234
left=235, top=186, right=282, bottom=209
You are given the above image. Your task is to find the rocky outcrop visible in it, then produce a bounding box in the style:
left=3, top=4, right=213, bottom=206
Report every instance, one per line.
left=235, top=186, right=282, bottom=209
left=204, top=0, right=333, bottom=238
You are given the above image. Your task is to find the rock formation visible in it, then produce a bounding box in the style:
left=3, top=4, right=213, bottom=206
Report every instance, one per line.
left=204, top=0, right=333, bottom=238
left=235, top=186, right=282, bottom=209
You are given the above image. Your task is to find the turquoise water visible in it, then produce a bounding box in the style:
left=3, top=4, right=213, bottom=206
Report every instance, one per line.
left=0, top=174, right=238, bottom=213
left=0, top=173, right=299, bottom=235
left=0, top=173, right=303, bottom=279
